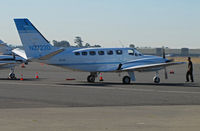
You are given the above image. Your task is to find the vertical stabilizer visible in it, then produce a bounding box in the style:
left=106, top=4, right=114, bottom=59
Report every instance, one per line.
left=14, top=18, right=55, bottom=59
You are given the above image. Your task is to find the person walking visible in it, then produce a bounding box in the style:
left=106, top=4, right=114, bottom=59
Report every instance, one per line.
left=186, top=57, right=194, bottom=82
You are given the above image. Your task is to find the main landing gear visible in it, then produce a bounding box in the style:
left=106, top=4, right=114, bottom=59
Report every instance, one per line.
left=87, top=71, right=161, bottom=84
left=122, top=76, right=131, bottom=84
left=87, top=72, right=97, bottom=83
left=122, top=72, right=135, bottom=84
left=87, top=72, right=133, bottom=84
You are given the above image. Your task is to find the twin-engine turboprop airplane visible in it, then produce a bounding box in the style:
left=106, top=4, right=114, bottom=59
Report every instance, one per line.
left=14, top=18, right=184, bottom=84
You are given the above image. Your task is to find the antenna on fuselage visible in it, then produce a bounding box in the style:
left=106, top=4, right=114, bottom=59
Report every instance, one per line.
left=162, top=46, right=168, bottom=79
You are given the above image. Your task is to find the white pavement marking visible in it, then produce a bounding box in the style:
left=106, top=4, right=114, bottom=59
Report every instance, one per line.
left=1, top=81, right=200, bottom=95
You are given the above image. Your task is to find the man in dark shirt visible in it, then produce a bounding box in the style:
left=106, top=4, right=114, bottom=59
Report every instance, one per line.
left=186, top=57, right=194, bottom=82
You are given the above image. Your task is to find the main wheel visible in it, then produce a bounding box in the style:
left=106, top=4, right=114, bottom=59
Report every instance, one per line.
left=153, top=76, right=160, bottom=83
left=87, top=75, right=95, bottom=83
left=123, top=76, right=131, bottom=84
left=9, top=73, right=16, bottom=80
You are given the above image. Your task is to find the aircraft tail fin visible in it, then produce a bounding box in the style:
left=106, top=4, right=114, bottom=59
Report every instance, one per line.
left=14, top=18, right=57, bottom=59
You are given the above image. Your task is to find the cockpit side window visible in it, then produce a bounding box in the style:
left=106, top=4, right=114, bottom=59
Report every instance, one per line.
left=128, top=49, right=134, bottom=55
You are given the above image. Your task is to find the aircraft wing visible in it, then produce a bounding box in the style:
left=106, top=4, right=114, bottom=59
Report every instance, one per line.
left=122, top=62, right=185, bottom=71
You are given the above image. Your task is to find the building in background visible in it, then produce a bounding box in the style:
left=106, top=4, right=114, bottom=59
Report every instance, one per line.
left=181, top=48, right=189, bottom=56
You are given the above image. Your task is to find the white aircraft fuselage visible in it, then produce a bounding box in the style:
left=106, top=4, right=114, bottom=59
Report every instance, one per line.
left=43, top=47, right=165, bottom=72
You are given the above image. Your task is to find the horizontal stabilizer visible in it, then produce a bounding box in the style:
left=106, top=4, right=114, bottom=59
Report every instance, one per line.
left=12, top=48, right=27, bottom=60
left=39, top=48, right=65, bottom=60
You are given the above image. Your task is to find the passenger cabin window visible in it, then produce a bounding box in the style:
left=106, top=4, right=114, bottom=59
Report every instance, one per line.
left=89, top=51, right=96, bottom=55
left=74, top=52, right=80, bottom=56
left=107, top=50, right=113, bottom=55
left=128, top=49, right=134, bottom=55
left=116, top=50, right=123, bottom=55
left=98, top=51, right=104, bottom=55
left=82, top=52, right=87, bottom=56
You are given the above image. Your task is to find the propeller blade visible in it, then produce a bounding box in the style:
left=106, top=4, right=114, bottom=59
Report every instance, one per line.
left=162, top=47, right=166, bottom=59
left=164, top=67, right=168, bottom=79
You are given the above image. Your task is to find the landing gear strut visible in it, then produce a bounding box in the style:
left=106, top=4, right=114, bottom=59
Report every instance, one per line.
left=153, top=71, right=160, bottom=83
left=87, top=72, right=97, bottom=83
left=9, top=67, right=16, bottom=79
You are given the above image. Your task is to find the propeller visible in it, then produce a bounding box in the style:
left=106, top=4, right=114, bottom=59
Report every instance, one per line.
left=162, top=47, right=168, bottom=79
left=164, top=67, right=168, bottom=79
left=162, top=46, right=166, bottom=59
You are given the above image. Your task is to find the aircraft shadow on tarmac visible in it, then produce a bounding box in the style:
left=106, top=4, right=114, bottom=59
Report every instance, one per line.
left=0, top=78, right=45, bottom=81
left=58, top=81, right=200, bottom=88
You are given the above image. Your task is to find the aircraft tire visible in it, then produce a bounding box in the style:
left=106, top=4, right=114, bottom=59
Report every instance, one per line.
left=87, top=75, right=95, bottom=83
left=153, top=76, right=160, bottom=83
left=9, top=73, right=16, bottom=80
left=123, top=76, right=131, bottom=84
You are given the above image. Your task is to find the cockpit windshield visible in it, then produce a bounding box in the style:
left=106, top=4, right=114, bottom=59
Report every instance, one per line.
left=128, top=49, right=142, bottom=56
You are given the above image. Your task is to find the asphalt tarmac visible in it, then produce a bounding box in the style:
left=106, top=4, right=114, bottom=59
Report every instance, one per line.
left=0, top=62, right=200, bottom=131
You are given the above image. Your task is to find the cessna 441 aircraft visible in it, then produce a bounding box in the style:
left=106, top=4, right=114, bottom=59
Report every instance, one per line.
left=14, top=18, right=184, bottom=84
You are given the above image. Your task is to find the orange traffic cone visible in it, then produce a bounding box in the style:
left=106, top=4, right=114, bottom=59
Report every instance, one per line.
left=99, top=73, right=104, bottom=81
left=20, top=74, right=24, bottom=81
left=35, top=72, right=39, bottom=79
left=21, top=63, right=25, bottom=68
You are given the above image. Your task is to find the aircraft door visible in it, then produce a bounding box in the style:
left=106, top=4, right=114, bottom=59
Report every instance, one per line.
left=116, top=49, right=124, bottom=63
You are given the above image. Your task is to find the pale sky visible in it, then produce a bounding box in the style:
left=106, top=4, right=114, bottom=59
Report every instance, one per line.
left=0, top=0, right=200, bottom=48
